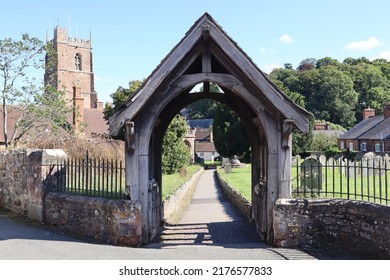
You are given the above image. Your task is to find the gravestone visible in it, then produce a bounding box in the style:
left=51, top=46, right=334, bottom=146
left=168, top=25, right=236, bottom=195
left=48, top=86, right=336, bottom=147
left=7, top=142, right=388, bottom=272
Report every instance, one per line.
left=300, top=158, right=323, bottom=191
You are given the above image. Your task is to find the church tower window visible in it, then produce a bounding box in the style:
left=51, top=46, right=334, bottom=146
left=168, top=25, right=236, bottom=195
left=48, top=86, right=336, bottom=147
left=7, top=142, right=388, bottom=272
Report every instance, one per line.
left=75, top=53, right=82, bottom=71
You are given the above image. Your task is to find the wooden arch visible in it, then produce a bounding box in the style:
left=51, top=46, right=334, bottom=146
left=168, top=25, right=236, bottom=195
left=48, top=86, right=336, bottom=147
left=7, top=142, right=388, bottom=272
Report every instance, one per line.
left=109, top=13, right=311, bottom=244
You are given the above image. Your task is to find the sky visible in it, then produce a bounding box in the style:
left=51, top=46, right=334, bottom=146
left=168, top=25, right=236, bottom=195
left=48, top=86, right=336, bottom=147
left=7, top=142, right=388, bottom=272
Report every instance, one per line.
left=1, top=0, right=390, bottom=104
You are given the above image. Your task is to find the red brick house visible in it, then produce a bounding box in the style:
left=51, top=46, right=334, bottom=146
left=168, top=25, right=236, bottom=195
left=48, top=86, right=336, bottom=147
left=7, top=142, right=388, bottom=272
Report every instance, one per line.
left=338, top=104, right=390, bottom=152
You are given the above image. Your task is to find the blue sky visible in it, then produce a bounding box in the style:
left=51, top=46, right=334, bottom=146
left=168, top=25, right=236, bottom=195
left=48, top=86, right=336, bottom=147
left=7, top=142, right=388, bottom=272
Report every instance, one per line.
left=2, top=0, right=390, bottom=103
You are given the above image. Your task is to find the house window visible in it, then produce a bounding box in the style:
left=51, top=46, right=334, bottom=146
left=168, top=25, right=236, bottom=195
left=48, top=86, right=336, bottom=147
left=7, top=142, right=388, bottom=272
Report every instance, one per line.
left=75, top=53, right=82, bottom=71
left=349, top=142, right=354, bottom=151
left=360, top=142, right=367, bottom=152
left=375, top=144, right=382, bottom=152
left=340, top=142, right=345, bottom=150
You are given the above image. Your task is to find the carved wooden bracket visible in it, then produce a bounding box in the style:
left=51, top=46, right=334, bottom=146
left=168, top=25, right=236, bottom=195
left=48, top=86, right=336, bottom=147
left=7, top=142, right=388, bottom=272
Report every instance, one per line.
left=282, top=119, right=293, bottom=149
left=125, top=120, right=135, bottom=152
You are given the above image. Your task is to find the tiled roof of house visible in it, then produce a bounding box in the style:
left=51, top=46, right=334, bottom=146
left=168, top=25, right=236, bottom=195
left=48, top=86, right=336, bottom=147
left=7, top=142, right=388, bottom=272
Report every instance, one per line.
left=196, top=142, right=217, bottom=152
left=358, top=117, right=390, bottom=140
left=195, top=131, right=211, bottom=142
left=338, top=116, right=384, bottom=140
left=1, top=106, right=109, bottom=144
left=83, top=109, right=109, bottom=136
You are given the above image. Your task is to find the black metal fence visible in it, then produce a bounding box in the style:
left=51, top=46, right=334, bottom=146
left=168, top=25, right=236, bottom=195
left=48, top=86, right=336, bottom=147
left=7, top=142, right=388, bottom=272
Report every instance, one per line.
left=292, top=154, right=390, bottom=205
left=55, top=154, right=126, bottom=199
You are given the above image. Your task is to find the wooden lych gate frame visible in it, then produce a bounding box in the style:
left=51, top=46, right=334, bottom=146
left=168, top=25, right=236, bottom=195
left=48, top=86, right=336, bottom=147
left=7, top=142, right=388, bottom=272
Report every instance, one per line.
left=109, top=13, right=311, bottom=245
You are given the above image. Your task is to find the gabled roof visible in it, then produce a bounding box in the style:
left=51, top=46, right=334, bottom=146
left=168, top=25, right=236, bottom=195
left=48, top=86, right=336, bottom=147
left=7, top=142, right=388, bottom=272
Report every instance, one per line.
left=109, top=13, right=311, bottom=136
left=196, top=142, right=217, bottom=153
left=359, top=117, right=390, bottom=140
left=339, top=116, right=383, bottom=139
left=339, top=116, right=390, bottom=140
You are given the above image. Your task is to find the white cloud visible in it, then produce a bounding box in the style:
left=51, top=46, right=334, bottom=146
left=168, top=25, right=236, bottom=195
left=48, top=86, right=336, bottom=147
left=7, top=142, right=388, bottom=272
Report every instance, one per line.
left=259, top=47, right=277, bottom=54
left=375, top=50, right=390, bottom=60
left=261, top=64, right=283, bottom=74
left=344, top=37, right=380, bottom=51
left=279, top=34, right=293, bottom=44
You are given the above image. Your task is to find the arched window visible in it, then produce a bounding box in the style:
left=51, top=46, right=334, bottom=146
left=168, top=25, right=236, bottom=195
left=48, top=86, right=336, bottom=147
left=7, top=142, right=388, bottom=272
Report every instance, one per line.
left=75, top=53, right=82, bottom=71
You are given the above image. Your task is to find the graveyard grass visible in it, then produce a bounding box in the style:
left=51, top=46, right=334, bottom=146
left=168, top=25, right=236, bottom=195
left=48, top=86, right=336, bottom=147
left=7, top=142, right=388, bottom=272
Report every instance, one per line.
left=162, top=164, right=203, bottom=200
left=217, top=160, right=390, bottom=205
left=218, top=165, right=252, bottom=201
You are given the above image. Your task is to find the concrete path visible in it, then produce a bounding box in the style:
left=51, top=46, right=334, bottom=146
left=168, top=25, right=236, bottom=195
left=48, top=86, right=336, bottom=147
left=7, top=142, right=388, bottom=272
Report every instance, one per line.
left=155, top=169, right=265, bottom=245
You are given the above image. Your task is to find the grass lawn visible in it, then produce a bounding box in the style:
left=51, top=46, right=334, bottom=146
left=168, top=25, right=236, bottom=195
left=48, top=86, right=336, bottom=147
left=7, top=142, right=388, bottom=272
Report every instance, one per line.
left=162, top=165, right=203, bottom=200
left=292, top=165, right=390, bottom=203
left=217, top=165, right=252, bottom=202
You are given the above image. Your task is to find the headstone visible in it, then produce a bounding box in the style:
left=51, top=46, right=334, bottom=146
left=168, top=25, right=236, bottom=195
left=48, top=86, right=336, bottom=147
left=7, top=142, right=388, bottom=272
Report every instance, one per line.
left=300, top=158, right=322, bottom=191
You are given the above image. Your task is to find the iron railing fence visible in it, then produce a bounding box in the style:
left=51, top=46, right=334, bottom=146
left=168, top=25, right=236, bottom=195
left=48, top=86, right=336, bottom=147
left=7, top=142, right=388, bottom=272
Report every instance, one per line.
left=55, top=153, right=126, bottom=199
left=292, top=154, right=390, bottom=205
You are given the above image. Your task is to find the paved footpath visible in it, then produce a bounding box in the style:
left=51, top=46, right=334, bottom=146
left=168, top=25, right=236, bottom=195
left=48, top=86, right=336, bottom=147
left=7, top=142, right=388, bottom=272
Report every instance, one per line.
left=0, top=169, right=363, bottom=260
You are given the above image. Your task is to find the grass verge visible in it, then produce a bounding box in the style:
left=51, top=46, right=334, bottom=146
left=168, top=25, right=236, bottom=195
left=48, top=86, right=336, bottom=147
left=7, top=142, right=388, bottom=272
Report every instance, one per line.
left=162, top=165, right=203, bottom=201
left=217, top=165, right=252, bottom=202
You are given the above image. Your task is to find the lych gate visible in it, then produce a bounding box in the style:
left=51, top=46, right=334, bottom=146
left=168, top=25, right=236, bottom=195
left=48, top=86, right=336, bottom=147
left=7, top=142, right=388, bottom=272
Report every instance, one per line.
left=109, top=13, right=310, bottom=245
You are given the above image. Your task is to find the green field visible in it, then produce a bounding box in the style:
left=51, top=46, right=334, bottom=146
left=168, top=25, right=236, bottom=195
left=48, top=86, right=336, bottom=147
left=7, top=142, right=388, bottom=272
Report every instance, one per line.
left=217, top=165, right=252, bottom=201
left=292, top=164, right=390, bottom=203
left=216, top=162, right=390, bottom=205
left=161, top=165, right=203, bottom=200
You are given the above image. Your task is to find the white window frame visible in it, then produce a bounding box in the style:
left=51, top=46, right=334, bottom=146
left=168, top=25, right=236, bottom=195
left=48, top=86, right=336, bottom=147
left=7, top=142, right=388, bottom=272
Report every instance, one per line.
left=360, top=142, right=367, bottom=152
left=375, top=143, right=382, bottom=152
left=349, top=142, right=354, bottom=151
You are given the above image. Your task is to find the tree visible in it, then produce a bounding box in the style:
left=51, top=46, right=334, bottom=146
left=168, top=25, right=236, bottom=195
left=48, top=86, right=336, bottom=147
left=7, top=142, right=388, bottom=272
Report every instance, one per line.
left=184, top=83, right=221, bottom=119
left=350, top=62, right=390, bottom=119
left=297, top=58, right=317, bottom=71
left=308, top=67, right=358, bottom=128
left=104, top=80, right=144, bottom=120
left=0, top=34, right=70, bottom=147
left=161, top=114, right=191, bottom=174
left=213, top=103, right=250, bottom=160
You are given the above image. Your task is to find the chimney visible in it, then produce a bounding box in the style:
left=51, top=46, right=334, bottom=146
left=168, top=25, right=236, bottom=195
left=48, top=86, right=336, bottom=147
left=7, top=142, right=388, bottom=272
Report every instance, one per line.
left=363, top=108, right=375, bottom=120
left=384, top=103, right=390, bottom=119
left=73, top=83, right=84, bottom=133
left=209, top=130, right=213, bottom=143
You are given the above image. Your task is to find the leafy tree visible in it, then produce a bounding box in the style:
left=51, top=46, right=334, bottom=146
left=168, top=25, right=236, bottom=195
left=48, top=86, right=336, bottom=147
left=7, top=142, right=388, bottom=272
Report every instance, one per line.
left=0, top=34, right=70, bottom=147
left=350, top=62, right=390, bottom=119
left=311, top=132, right=338, bottom=152
left=185, top=98, right=218, bottom=119
left=185, top=83, right=221, bottom=119
left=308, top=67, right=358, bottom=128
left=316, top=57, right=340, bottom=69
left=104, top=80, right=144, bottom=120
left=297, top=58, right=317, bottom=71
left=213, top=103, right=250, bottom=160
left=161, top=114, right=191, bottom=174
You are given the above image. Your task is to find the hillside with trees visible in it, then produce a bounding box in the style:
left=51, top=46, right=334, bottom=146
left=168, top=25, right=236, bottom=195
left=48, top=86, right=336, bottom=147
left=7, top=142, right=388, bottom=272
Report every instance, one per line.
left=269, top=57, right=390, bottom=129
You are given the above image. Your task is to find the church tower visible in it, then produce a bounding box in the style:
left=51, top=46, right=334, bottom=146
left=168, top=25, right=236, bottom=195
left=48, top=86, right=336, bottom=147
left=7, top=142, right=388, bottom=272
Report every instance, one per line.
left=45, top=26, right=103, bottom=110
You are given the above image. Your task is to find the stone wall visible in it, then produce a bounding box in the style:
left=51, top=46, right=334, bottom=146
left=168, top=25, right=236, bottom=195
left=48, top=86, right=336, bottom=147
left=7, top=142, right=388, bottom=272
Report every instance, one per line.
left=0, top=149, right=143, bottom=247
left=45, top=193, right=142, bottom=246
left=274, top=198, right=390, bottom=259
left=0, top=149, right=66, bottom=222
left=163, top=168, right=203, bottom=221
left=215, top=170, right=251, bottom=220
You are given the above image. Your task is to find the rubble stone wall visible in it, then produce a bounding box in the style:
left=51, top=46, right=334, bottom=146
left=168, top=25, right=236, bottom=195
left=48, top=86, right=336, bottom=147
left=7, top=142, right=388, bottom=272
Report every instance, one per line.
left=274, top=198, right=390, bottom=259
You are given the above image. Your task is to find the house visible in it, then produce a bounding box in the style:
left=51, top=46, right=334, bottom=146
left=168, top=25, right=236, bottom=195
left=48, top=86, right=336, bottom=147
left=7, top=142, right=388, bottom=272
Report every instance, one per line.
left=186, top=119, right=220, bottom=162
left=313, top=121, right=345, bottom=137
left=338, top=104, right=390, bottom=152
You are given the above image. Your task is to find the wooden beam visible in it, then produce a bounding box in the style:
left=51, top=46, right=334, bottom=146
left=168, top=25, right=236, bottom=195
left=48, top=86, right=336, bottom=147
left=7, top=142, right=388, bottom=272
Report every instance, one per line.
left=208, top=25, right=310, bottom=133
left=202, top=24, right=211, bottom=73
